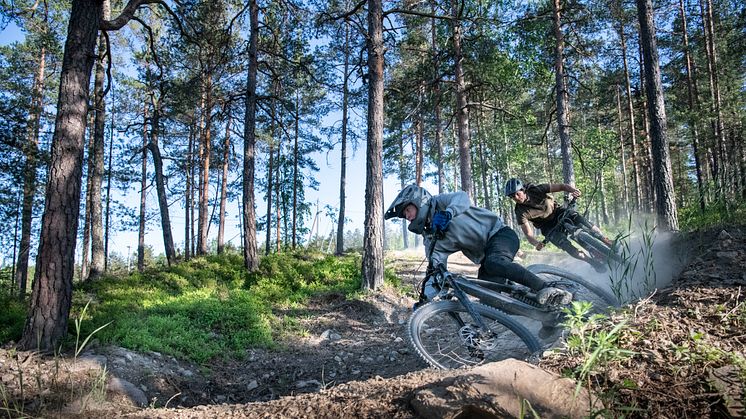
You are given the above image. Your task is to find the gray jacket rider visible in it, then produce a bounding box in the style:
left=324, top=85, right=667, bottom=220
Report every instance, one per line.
left=417, top=191, right=504, bottom=270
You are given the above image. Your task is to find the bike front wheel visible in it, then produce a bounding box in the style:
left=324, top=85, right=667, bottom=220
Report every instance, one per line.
left=576, top=230, right=624, bottom=265
left=408, top=300, right=541, bottom=370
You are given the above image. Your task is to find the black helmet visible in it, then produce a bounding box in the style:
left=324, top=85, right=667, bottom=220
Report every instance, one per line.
left=384, top=184, right=432, bottom=220
left=504, top=178, right=523, bottom=196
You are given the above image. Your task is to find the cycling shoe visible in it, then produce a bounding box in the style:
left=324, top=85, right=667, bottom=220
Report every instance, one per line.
left=537, top=287, right=573, bottom=306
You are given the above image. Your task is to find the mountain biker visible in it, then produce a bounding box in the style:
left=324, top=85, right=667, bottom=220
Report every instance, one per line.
left=385, top=184, right=572, bottom=307
left=504, top=178, right=612, bottom=272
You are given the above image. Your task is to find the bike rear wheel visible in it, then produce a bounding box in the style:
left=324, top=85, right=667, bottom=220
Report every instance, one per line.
left=528, top=264, right=619, bottom=311
left=408, top=300, right=541, bottom=369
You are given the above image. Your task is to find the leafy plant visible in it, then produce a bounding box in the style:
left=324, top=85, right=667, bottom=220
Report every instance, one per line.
left=560, top=302, right=635, bottom=396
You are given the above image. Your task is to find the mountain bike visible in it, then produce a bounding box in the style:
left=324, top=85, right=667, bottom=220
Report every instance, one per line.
left=408, top=236, right=619, bottom=370
left=542, top=197, right=623, bottom=268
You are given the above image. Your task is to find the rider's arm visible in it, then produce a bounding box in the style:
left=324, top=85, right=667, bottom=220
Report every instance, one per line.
left=548, top=183, right=581, bottom=197
left=520, top=222, right=544, bottom=250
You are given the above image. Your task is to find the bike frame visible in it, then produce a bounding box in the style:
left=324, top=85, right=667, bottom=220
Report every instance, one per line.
left=422, top=234, right=562, bottom=332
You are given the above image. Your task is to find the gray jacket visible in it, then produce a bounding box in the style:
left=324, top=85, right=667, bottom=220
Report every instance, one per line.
left=421, top=191, right=505, bottom=269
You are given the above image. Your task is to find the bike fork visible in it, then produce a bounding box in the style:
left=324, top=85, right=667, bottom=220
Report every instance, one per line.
left=450, top=281, right=491, bottom=333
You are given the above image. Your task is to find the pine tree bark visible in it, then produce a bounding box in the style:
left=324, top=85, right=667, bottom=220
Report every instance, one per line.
left=138, top=106, right=147, bottom=272
left=81, top=114, right=94, bottom=280
left=431, top=2, right=445, bottom=194
left=336, top=25, right=351, bottom=255
left=217, top=110, right=231, bottom=254
left=635, top=0, right=679, bottom=230
left=292, top=91, right=300, bottom=249
left=19, top=0, right=103, bottom=352
left=147, top=95, right=177, bottom=264
left=88, top=0, right=110, bottom=280
left=700, top=0, right=726, bottom=199
left=552, top=0, right=575, bottom=186
left=15, top=45, right=45, bottom=299
left=615, top=85, right=629, bottom=215
left=638, top=40, right=655, bottom=211
left=265, top=81, right=278, bottom=255
left=184, top=121, right=194, bottom=260
left=198, top=75, right=212, bottom=255
left=678, top=0, right=705, bottom=211
left=451, top=0, right=473, bottom=197
left=242, top=0, right=259, bottom=271
left=415, top=83, right=424, bottom=186
left=362, top=0, right=384, bottom=290
left=614, top=4, right=642, bottom=212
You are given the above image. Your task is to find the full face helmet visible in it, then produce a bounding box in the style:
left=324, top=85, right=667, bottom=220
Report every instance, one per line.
left=504, top=178, right=524, bottom=197
left=384, top=184, right=432, bottom=234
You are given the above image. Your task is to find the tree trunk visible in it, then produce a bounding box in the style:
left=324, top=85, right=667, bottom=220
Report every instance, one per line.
left=242, top=0, right=259, bottom=272
left=184, top=121, right=194, bottom=260
left=679, top=0, right=705, bottom=211
left=198, top=74, right=212, bottom=255
left=88, top=0, right=110, bottom=280
left=615, top=6, right=642, bottom=212
left=362, top=0, right=384, bottom=291
left=147, top=99, right=177, bottom=264
left=19, top=0, right=103, bottom=352
left=336, top=24, right=351, bottom=255
left=700, top=0, right=726, bottom=200
left=398, top=132, right=409, bottom=249
left=637, top=40, right=655, bottom=212
left=635, top=0, right=679, bottom=231
left=552, top=0, right=575, bottom=186
left=451, top=0, right=472, bottom=197
left=265, top=82, right=278, bottom=255
left=104, top=86, right=115, bottom=271
left=217, top=110, right=231, bottom=254
left=415, top=83, right=424, bottom=186
left=138, top=106, right=147, bottom=272
left=431, top=2, right=445, bottom=194
left=475, top=101, right=491, bottom=211
left=292, top=91, right=299, bottom=249
left=615, top=85, right=629, bottom=215
left=276, top=140, right=282, bottom=252
left=15, top=45, right=45, bottom=299
left=81, top=113, right=94, bottom=281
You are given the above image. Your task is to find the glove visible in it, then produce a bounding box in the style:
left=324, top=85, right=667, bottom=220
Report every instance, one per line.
left=431, top=210, right=452, bottom=232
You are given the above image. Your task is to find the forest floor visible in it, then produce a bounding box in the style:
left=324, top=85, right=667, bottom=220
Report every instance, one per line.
left=1, top=226, right=744, bottom=418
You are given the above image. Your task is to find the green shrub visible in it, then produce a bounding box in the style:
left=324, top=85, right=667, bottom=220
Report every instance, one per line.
left=0, top=295, right=26, bottom=343
left=64, top=250, right=362, bottom=364
left=679, top=200, right=746, bottom=231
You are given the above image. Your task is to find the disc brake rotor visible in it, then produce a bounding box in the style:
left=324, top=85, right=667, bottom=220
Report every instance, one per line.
left=458, top=324, right=497, bottom=351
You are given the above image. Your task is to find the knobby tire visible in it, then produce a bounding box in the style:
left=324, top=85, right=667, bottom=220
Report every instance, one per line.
left=575, top=230, right=623, bottom=265
left=408, top=300, right=541, bottom=370
left=527, top=264, right=619, bottom=310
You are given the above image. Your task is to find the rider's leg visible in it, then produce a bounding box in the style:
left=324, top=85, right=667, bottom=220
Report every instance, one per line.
left=482, top=228, right=571, bottom=304
left=567, top=211, right=613, bottom=246
left=547, top=232, right=606, bottom=272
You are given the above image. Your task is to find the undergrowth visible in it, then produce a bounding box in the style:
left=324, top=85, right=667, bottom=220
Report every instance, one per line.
left=1, top=250, right=368, bottom=365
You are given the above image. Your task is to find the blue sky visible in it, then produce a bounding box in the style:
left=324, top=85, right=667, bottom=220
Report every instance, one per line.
left=0, top=19, right=421, bottom=260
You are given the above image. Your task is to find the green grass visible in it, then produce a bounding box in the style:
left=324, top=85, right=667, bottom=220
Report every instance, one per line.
left=1, top=251, right=366, bottom=365
left=679, top=200, right=746, bottom=230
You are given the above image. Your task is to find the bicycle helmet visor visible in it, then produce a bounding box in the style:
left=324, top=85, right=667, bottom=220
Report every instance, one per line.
left=504, top=178, right=524, bottom=197
left=384, top=184, right=432, bottom=220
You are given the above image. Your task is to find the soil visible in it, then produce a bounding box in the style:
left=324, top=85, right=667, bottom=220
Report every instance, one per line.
left=1, top=226, right=744, bottom=418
